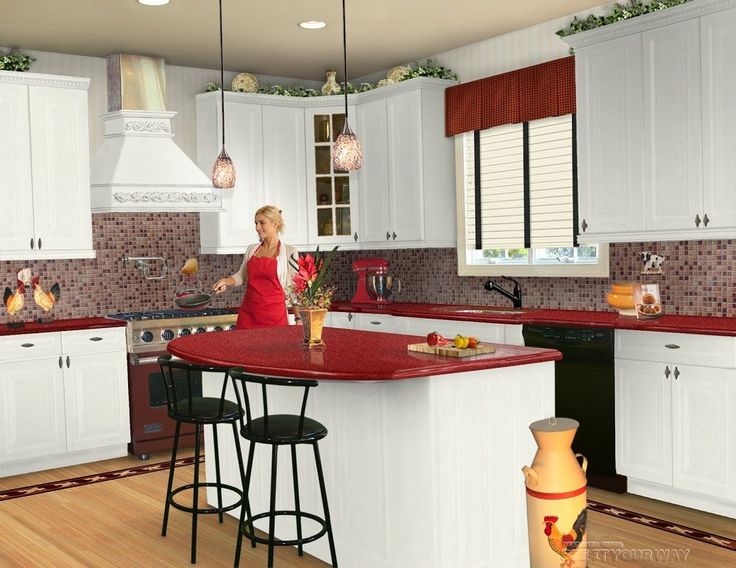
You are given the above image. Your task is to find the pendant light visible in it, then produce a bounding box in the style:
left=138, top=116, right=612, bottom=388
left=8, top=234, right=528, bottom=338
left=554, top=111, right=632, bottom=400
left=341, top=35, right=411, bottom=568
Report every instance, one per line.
left=211, top=0, right=236, bottom=188
left=332, top=0, right=362, bottom=171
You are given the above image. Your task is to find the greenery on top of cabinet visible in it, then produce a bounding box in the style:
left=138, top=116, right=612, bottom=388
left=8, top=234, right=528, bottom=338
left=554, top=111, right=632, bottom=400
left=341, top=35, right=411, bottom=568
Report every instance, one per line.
left=557, top=0, right=691, bottom=37
left=0, top=50, right=36, bottom=72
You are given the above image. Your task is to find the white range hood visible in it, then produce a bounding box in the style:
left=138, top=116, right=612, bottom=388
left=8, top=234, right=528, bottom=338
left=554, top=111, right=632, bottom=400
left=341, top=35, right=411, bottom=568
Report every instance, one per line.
left=90, top=54, right=222, bottom=213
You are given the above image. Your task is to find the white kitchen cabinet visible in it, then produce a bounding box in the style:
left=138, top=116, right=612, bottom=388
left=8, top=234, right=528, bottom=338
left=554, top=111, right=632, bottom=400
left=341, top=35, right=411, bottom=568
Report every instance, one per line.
left=197, top=93, right=265, bottom=254
left=615, top=330, right=736, bottom=516
left=642, top=19, right=703, bottom=234
left=0, top=72, right=94, bottom=261
left=565, top=0, right=736, bottom=243
left=573, top=34, right=644, bottom=241
left=325, top=311, right=355, bottom=329
left=304, top=104, right=360, bottom=246
left=0, top=327, right=130, bottom=477
left=701, top=7, right=736, bottom=231
left=356, top=79, right=456, bottom=248
left=353, top=312, right=409, bottom=334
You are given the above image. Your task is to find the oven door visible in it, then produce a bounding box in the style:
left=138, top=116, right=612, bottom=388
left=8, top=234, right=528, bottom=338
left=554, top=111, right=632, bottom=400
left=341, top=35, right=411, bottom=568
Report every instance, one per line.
left=128, top=352, right=201, bottom=459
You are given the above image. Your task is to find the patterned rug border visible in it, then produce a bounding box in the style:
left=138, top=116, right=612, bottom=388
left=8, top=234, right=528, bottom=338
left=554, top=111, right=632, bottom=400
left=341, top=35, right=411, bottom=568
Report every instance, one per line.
left=588, top=498, right=736, bottom=552
left=0, top=455, right=204, bottom=502
left=2, top=465, right=733, bottom=553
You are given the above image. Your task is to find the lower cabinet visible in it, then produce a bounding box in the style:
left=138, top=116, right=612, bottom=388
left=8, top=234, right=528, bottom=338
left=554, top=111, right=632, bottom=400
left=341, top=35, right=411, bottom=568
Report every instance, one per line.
left=615, top=330, right=736, bottom=516
left=0, top=327, right=130, bottom=476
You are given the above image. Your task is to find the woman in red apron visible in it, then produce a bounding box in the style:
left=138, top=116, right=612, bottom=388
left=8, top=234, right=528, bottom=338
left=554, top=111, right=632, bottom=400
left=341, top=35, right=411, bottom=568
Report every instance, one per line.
left=212, top=205, right=299, bottom=329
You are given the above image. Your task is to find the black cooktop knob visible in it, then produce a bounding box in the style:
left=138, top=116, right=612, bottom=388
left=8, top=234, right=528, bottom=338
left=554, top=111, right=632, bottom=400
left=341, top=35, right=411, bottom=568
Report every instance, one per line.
left=179, top=328, right=191, bottom=337
left=141, top=331, right=154, bottom=343
left=228, top=324, right=237, bottom=331
left=213, top=326, right=223, bottom=332
left=161, top=329, right=175, bottom=341
left=195, top=327, right=207, bottom=334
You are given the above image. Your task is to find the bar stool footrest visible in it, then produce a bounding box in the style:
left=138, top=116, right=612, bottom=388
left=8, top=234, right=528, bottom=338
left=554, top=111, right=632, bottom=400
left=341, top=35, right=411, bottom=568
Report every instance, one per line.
left=169, top=482, right=244, bottom=515
left=241, top=510, right=327, bottom=546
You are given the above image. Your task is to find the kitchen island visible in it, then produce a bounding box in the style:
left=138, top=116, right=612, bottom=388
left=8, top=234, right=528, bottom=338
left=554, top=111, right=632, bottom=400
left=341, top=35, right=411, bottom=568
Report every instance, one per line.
left=168, top=327, right=560, bottom=568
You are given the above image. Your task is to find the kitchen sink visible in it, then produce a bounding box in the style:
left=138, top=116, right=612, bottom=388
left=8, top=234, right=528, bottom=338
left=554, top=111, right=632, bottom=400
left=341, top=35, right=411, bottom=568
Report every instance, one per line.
left=430, top=306, right=527, bottom=316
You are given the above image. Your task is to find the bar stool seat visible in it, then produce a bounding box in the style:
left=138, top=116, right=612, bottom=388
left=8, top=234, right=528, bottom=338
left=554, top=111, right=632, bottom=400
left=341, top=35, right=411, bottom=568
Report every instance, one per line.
left=230, top=369, right=338, bottom=568
left=158, top=355, right=248, bottom=564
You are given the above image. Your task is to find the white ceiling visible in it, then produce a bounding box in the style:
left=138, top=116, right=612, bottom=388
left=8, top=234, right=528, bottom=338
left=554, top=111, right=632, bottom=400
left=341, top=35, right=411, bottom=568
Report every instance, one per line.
left=1, top=0, right=604, bottom=80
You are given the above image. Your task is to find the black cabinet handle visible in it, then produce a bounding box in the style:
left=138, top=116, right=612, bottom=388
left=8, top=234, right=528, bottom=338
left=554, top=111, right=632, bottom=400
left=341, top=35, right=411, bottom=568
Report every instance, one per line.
left=89, top=337, right=103, bottom=342
left=58, top=356, right=63, bottom=368
left=703, top=213, right=710, bottom=227
left=392, top=231, right=397, bottom=240
left=66, top=356, right=70, bottom=368
left=354, top=232, right=358, bottom=242
left=581, top=219, right=588, bottom=232
left=673, top=366, right=680, bottom=380
left=347, top=313, right=353, bottom=322
left=38, top=237, right=42, bottom=249
left=695, top=214, right=701, bottom=227
left=21, top=343, right=34, bottom=348
left=664, top=365, right=671, bottom=379
left=665, top=344, right=680, bottom=349
left=386, top=231, right=391, bottom=241
left=30, top=237, right=34, bottom=250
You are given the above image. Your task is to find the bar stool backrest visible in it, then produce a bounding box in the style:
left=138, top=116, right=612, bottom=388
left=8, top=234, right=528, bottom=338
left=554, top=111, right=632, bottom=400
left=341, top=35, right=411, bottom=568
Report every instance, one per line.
left=157, top=354, right=231, bottom=420
left=228, top=368, right=319, bottom=439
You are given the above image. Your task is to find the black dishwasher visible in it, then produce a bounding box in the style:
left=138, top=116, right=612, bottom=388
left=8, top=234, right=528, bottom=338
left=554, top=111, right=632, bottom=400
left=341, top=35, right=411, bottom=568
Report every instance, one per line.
left=523, top=325, right=627, bottom=493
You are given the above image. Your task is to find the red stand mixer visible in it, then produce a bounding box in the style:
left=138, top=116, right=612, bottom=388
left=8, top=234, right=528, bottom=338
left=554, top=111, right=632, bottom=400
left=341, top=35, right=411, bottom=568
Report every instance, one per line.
left=351, top=258, right=401, bottom=304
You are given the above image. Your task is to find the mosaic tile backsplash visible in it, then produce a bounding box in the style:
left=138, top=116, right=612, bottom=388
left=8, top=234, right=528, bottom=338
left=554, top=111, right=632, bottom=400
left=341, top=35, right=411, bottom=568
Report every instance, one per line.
left=1, top=213, right=733, bottom=324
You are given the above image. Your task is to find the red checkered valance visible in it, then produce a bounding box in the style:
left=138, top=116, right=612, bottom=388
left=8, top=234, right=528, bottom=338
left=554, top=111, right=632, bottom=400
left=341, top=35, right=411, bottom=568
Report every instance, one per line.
left=445, top=56, right=576, bottom=137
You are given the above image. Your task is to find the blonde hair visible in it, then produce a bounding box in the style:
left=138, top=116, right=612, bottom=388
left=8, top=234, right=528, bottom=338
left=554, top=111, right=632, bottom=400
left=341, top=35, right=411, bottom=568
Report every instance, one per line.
left=254, top=205, right=285, bottom=234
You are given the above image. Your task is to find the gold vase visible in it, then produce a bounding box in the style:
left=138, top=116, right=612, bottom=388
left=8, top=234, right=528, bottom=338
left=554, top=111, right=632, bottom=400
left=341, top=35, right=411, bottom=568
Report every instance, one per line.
left=300, top=308, right=327, bottom=348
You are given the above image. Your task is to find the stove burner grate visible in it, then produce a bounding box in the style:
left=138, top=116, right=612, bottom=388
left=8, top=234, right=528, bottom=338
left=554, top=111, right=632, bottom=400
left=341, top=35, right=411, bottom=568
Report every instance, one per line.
left=108, top=308, right=238, bottom=321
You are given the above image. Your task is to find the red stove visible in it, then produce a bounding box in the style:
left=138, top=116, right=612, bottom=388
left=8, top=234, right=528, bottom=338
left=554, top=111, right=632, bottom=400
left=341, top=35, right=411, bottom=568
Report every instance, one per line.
left=107, top=308, right=238, bottom=459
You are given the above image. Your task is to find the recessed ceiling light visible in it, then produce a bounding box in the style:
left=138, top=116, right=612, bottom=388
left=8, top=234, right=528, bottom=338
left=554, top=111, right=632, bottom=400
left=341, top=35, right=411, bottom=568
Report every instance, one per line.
left=138, top=0, right=170, bottom=6
left=299, top=20, right=327, bottom=30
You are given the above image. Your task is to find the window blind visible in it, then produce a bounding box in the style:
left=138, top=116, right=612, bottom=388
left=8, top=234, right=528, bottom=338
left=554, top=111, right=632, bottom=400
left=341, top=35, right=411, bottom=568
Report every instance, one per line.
left=463, top=114, right=574, bottom=249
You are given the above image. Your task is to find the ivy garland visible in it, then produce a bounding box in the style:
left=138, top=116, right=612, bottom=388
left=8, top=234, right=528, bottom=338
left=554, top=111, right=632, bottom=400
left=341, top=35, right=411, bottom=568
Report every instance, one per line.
left=204, top=58, right=457, bottom=97
left=557, top=0, right=691, bottom=37
left=0, top=50, right=36, bottom=72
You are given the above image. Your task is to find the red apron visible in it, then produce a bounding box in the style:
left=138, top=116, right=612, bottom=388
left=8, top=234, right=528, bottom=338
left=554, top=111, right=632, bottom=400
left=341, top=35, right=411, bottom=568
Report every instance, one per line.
left=235, top=246, right=288, bottom=330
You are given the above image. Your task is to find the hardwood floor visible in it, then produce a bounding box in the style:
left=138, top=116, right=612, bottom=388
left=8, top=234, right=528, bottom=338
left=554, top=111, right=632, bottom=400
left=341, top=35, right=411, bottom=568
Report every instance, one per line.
left=1, top=453, right=734, bottom=567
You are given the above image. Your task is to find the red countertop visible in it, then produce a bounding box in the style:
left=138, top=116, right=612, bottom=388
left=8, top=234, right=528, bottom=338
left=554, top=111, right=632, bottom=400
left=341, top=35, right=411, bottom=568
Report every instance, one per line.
left=0, top=317, right=126, bottom=336
left=331, top=302, right=736, bottom=337
left=167, top=326, right=561, bottom=381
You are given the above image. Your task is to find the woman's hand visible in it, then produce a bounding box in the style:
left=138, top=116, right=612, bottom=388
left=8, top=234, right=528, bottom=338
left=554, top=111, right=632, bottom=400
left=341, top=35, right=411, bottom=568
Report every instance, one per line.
left=213, top=277, right=232, bottom=294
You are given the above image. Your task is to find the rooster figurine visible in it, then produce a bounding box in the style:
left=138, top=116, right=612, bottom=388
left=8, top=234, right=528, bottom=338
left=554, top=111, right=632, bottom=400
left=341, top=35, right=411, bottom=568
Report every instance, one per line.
left=543, top=509, right=587, bottom=567
left=31, top=276, right=61, bottom=312
left=3, top=280, right=26, bottom=316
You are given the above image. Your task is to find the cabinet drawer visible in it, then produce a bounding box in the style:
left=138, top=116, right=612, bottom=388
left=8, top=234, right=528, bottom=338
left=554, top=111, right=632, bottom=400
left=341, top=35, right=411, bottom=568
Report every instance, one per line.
left=0, top=332, right=62, bottom=361
left=61, top=327, right=126, bottom=355
left=615, top=330, right=736, bottom=368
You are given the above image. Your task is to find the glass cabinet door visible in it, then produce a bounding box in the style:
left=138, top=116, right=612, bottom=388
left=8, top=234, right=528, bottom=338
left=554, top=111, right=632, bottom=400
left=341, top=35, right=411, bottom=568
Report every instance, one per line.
left=308, top=109, right=357, bottom=242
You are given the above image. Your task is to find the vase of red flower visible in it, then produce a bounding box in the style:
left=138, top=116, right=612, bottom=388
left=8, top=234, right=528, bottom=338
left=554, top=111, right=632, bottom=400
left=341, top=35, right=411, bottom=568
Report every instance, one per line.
left=289, top=246, right=338, bottom=348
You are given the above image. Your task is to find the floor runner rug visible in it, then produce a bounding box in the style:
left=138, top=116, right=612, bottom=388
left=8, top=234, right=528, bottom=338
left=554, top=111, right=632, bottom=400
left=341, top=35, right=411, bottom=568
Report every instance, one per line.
left=0, top=455, right=204, bottom=502
left=587, top=498, right=736, bottom=552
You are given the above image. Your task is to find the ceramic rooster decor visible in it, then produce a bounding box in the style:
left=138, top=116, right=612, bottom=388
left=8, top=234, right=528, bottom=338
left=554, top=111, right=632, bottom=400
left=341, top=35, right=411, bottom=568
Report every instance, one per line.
left=3, top=268, right=31, bottom=317
left=32, top=276, right=61, bottom=312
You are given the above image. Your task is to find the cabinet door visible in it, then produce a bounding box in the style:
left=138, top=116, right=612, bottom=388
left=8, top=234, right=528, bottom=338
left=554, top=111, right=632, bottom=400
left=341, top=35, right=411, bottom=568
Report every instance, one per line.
left=325, top=311, right=355, bottom=329
left=356, top=98, right=390, bottom=243
left=643, top=20, right=703, bottom=233
left=199, top=100, right=264, bottom=253
left=615, top=359, right=672, bottom=484
left=575, top=36, right=644, bottom=238
left=305, top=106, right=360, bottom=245
left=0, top=82, right=35, bottom=257
left=263, top=105, right=309, bottom=246
left=672, top=365, right=735, bottom=499
left=63, top=351, right=130, bottom=451
left=387, top=90, right=424, bottom=242
left=701, top=8, right=736, bottom=230
left=0, top=358, right=66, bottom=463
left=28, top=85, right=93, bottom=255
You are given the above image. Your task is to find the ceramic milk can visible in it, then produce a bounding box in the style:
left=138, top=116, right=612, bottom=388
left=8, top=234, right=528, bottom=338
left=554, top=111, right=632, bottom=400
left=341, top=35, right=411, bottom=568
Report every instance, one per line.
left=522, top=417, right=588, bottom=568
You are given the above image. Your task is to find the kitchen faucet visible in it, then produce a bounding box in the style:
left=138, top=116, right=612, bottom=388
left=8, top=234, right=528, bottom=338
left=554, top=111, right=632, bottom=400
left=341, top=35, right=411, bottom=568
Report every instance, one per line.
left=484, top=276, right=523, bottom=308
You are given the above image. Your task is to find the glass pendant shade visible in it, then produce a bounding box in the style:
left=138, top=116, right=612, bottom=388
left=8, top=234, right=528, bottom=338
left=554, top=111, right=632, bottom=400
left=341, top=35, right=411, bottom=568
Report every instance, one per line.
left=332, top=121, right=363, bottom=171
left=212, top=147, right=236, bottom=188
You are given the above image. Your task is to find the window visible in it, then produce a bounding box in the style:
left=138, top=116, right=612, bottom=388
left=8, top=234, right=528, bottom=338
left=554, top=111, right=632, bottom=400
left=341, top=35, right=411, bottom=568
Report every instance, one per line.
left=456, top=114, right=609, bottom=277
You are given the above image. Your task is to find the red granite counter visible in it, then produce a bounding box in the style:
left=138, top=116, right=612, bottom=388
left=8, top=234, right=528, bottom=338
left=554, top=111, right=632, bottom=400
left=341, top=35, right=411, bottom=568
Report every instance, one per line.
left=330, top=302, right=736, bottom=336
left=167, top=326, right=560, bottom=380
left=0, top=317, right=126, bottom=336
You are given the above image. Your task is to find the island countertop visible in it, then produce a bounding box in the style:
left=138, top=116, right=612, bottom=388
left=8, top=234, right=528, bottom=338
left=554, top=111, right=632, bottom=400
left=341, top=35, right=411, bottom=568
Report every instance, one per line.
left=167, top=326, right=561, bottom=380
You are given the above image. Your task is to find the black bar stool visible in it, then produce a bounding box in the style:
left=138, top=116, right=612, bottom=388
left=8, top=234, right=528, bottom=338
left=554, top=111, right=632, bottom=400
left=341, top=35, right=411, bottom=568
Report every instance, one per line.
left=158, top=355, right=249, bottom=564
left=229, top=369, right=338, bottom=568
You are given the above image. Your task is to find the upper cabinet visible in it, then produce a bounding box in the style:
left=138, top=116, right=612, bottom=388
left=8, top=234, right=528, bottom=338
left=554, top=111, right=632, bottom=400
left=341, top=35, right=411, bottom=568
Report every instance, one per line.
left=195, top=77, right=456, bottom=253
left=565, top=0, right=736, bottom=243
left=0, top=72, right=94, bottom=260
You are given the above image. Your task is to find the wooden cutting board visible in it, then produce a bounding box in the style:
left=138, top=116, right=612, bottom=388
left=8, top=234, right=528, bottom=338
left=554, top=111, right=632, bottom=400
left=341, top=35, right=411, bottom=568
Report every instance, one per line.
left=407, top=342, right=496, bottom=358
